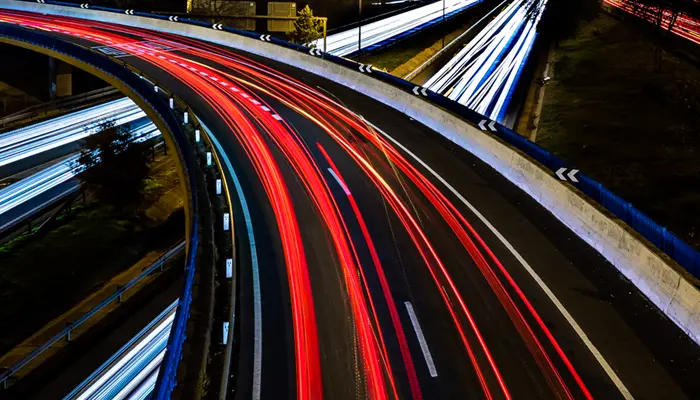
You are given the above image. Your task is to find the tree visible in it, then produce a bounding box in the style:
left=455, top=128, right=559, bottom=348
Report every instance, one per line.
left=287, top=5, right=323, bottom=46
left=76, top=121, right=152, bottom=216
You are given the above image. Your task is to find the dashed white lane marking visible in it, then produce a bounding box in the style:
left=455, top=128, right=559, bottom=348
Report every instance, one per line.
left=404, top=302, right=438, bottom=378
left=364, top=118, right=634, bottom=399
left=327, top=168, right=351, bottom=195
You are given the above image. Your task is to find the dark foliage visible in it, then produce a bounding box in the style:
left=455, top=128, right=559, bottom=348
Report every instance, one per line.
left=538, top=0, right=601, bottom=45
left=76, top=121, right=152, bottom=216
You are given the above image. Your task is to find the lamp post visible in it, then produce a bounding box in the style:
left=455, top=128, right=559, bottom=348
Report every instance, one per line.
left=442, top=0, right=446, bottom=48
left=358, top=0, right=363, bottom=59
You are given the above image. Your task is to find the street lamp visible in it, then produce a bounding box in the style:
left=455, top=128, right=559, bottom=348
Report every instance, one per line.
left=358, top=0, right=363, bottom=59
left=442, top=0, right=446, bottom=48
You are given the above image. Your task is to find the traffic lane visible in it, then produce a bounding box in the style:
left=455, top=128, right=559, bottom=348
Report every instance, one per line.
left=0, top=178, right=79, bottom=233
left=172, top=47, right=427, bottom=398
left=21, top=18, right=696, bottom=396
left=168, top=44, right=616, bottom=398
left=335, top=93, right=698, bottom=398
left=37, top=25, right=360, bottom=398
left=0, top=143, right=78, bottom=181
left=303, top=121, right=581, bottom=399
left=126, top=61, right=300, bottom=399
left=125, top=51, right=371, bottom=399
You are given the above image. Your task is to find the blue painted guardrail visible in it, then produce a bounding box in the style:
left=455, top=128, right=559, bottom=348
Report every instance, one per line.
left=0, top=21, right=201, bottom=399
left=0, top=241, right=184, bottom=389
left=7, top=0, right=700, bottom=392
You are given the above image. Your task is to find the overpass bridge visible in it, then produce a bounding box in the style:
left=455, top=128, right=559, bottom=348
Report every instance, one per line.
left=0, top=1, right=699, bottom=399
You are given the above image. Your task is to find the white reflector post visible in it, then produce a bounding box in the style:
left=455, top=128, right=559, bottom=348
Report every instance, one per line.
left=195, top=129, right=201, bottom=143
left=184, top=111, right=189, bottom=124
left=223, top=321, right=229, bottom=345
left=154, top=85, right=159, bottom=93
left=223, top=213, right=230, bottom=231
left=216, top=179, right=222, bottom=195
left=206, top=152, right=212, bottom=166
left=226, top=258, right=232, bottom=278
left=169, top=97, right=174, bottom=109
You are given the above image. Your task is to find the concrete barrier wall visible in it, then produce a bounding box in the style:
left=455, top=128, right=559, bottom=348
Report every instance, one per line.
left=5, top=0, right=699, bottom=345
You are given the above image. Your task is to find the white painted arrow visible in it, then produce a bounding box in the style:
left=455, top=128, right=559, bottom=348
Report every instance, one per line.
left=478, top=119, right=487, bottom=130
left=556, top=167, right=567, bottom=181
left=421, top=87, right=428, bottom=96
left=568, top=169, right=579, bottom=183
left=488, top=120, right=497, bottom=131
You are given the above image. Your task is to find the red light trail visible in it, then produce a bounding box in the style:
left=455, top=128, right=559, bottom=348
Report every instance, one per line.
left=0, top=10, right=604, bottom=399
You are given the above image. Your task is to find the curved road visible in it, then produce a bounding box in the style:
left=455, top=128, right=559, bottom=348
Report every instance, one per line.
left=1, top=10, right=699, bottom=400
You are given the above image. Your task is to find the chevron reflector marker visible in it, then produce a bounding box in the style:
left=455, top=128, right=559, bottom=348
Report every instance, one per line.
left=478, top=119, right=497, bottom=132
left=412, top=86, right=428, bottom=96
left=556, top=168, right=579, bottom=183
left=358, top=64, right=373, bottom=73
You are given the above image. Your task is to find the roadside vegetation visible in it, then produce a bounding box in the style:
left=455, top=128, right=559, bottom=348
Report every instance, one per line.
left=287, top=5, right=325, bottom=46
left=537, top=6, right=700, bottom=249
left=0, top=124, right=184, bottom=353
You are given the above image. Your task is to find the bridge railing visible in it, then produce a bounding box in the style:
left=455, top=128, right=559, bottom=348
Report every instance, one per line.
left=0, top=241, right=185, bottom=390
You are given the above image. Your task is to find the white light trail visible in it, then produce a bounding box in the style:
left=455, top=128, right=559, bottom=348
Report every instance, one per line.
left=0, top=124, right=159, bottom=218
left=425, top=0, right=548, bottom=122
left=0, top=98, right=144, bottom=167
left=311, top=0, right=482, bottom=56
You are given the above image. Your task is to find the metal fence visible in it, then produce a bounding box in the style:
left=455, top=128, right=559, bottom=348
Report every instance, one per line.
left=0, top=240, right=185, bottom=390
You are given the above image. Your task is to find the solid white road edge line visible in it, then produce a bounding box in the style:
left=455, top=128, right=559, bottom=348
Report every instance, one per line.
left=203, top=122, right=263, bottom=400
left=364, top=118, right=634, bottom=399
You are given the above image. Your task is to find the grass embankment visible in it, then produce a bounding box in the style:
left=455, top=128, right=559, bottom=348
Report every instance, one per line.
left=0, top=153, right=184, bottom=353
left=538, top=12, right=700, bottom=250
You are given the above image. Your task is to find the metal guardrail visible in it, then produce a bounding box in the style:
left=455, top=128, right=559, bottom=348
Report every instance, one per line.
left=0, top=240, right=185, bottom=390
left=0, top=87, right=120, bottom=129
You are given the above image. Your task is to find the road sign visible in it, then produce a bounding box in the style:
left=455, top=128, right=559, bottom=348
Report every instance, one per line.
left=268, top=2, right=296, bottom=32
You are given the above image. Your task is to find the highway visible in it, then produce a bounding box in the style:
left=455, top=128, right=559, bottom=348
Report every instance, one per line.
left=603, top=0, right=700, bottom=45
left=1, top=9, right=700, bottom=400
left=0, top=119, right=158, bottom=233
left=425, top=0, right=547, bottom=122
left=65, top=301, right=177, bottom=400
left=310, top=0, right=482, bottom=56
left=0, top=97, right=144, bottom=171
